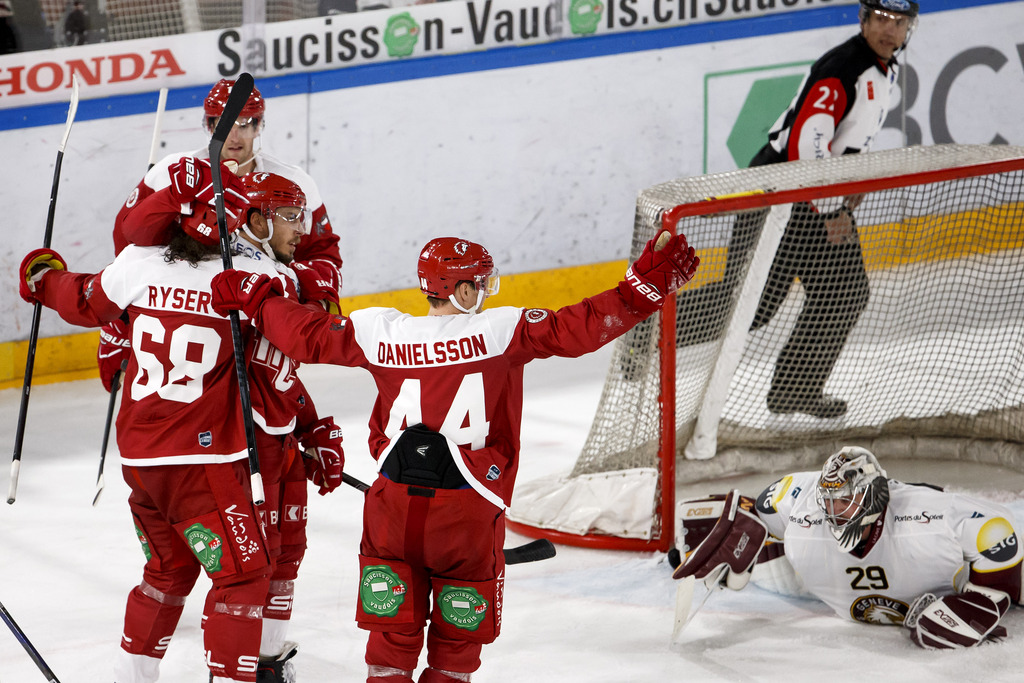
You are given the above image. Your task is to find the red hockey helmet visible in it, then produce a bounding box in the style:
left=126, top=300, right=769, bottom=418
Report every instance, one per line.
left=203, top=79, right=265, bottom=136
left=417, top=237, right=499, bottom=299
left=180, top=203, right=238, bottom=247
left=241, top=172, right=308, bottom=229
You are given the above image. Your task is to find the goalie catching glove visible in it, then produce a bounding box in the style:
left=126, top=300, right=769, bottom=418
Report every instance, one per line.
left=673, top=489, right=768, bottom=591
left=298, top=417, right=345, bottom=495
left=905, top=584, right=1011, bottom=649
left=618, top=229, right=699, bottom=314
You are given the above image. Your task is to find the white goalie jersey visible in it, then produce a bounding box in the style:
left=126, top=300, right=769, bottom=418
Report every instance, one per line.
left=754, top=472, right=1023, bottom=625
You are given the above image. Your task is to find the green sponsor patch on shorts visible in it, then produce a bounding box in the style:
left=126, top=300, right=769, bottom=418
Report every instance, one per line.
left=134, top=524, right=152, bottom=561
left=183, top=523, right=223, bottom=573
left=360, top=565, right=408, bottom=617
left=438, top=584, right=488, bottom=631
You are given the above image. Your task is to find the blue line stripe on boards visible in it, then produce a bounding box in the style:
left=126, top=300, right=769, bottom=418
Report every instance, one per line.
left=0, top=0, right=1005, bottom=131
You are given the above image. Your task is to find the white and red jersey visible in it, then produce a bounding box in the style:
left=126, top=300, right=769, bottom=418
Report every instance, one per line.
left=251, top=290, right=645, bottom=508
left=35, top=245, right=296, bottom=465
left=114, top=147, right=341, bottom=269
left=755, top=472, right=1023, bottom=624
left=762, top=35, right=897, bottom=163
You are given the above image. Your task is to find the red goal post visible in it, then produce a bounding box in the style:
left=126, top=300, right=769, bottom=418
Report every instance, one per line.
left=507, top=144, right=1024, bottom=553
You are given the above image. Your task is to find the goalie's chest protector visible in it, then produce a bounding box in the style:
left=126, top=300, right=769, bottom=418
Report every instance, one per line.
left=782, top=486, right=966, bottom=625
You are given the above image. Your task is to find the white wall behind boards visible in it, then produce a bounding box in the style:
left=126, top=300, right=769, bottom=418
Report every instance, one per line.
left=1, top=2, right=1020, bottom=343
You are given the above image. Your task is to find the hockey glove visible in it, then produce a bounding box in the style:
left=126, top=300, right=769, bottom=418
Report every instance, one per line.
left=97, top=317, right=131, bottom=392
left=19, top=248, right=67, bottom=303
left=298, top=417, right=344, bottom=495
left=167, top=157, right=250, bottom=224
left=292, top=259, right=342, bottom=314
left=618, top=230, right=699, bottom=314
left=905, top=585, right=1011, bottom=649
left=211, top=270, right=285, bottom=319
left=673, top=489, right=767, bottom=591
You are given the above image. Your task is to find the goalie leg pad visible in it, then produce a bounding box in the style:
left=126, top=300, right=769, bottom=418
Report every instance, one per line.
left=673, top=489, right=768, bottom=591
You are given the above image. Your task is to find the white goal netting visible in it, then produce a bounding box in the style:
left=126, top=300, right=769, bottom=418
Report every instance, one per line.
left=508, top=144, right=1024, bottom=550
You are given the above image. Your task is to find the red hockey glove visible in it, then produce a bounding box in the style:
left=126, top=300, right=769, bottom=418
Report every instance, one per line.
left=672, top=489, right=767, bottom=591
left=19, top=248, right=67, bottom=303
left=167, top=157, right=250, bottom=224
left=211, top=270, right=285, bottom=319
left=618, top=230, right=699, bottom=314
left=906, top=586, right=1011, bottom=649
left=97, top=318, right=131, bottom=392
left=298, top=417, right=344, bottom=495
left=291, top=259, right=342, bottom=314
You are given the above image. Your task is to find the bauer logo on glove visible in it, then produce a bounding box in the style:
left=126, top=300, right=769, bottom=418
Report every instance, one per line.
left=617, top=229, right=699, bottom=315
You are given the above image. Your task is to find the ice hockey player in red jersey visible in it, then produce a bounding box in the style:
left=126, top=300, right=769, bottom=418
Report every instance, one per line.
left=235, top=171, right=346, bottom=682
left=19, top=204, right=283, bottom=682
left=108, top=167, right=341, bottom=681
left=674, top=447, right=1022, bottom=650
left=18, top=175, right=339, bottom=682
left=209, top=230, right=699, bottom=682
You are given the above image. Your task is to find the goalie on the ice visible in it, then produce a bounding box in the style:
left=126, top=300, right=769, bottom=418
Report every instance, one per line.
left=673, top=447, right=1022, bottom=649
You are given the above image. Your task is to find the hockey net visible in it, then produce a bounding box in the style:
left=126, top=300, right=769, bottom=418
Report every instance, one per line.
left=507, top=144, right=1024, bottom=552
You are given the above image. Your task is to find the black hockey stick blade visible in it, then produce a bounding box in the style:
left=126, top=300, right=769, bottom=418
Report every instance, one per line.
left=209, top=72, right=253, bottom=187
left=503, top=538, right=556, bottom=565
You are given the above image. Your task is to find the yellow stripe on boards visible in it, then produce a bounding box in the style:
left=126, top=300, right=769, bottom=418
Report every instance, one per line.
left=0, top=260, right=632, bottom=388
left=7, top=198, right=1015, bottom=389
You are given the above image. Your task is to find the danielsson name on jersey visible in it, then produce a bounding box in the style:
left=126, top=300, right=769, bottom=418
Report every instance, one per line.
left=757, top=472, right=1022, bottom=625
left=252, top=288, right=642, bottom=511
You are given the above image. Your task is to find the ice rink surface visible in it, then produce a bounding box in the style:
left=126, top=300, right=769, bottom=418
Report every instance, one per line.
left=3, top=344, right=1024, bottom=682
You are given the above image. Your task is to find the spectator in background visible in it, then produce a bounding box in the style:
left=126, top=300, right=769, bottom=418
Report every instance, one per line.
left=63, top=0, right=88, bottom=46
left=0, top=0, right=20, bottom=54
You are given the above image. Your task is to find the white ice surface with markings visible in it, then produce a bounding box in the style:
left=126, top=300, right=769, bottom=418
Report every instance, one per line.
left=3, top=344, right=1024, bottom=682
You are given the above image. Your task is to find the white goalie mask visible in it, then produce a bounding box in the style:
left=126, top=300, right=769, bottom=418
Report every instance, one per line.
left=815, top=447, right=890, bottom=553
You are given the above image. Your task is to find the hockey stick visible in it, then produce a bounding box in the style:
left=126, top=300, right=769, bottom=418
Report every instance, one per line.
left=92, top=362, right=124, bottom=507
left=340, top=472, right=556, bottom=564
left=503, top=538, right=557, bottom=564
left=9, top=76, right=80, bottom=506
left=670, top=570, right=723, bottom=645
left=209, top=72, right=265, bottom=505
left=147, top=87, right=168, bottom=169
left=93, top=88, right=168, bottom=506
left=0, top=599, right=61, bottom=682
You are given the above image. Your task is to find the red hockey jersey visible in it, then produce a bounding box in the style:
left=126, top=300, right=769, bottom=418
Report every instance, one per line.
left=35, top=245, right=296, bottom=465
left=250, top=290, right=646, bottom=508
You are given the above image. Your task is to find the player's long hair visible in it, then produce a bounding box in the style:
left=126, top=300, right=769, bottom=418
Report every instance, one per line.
left=164, top=226, right=220, bottom=267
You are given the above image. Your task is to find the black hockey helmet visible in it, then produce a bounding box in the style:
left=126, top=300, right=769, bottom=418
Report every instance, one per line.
left=860, top=0, right=919, bottom=17
left=859, top=0, right=919, bottom=53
